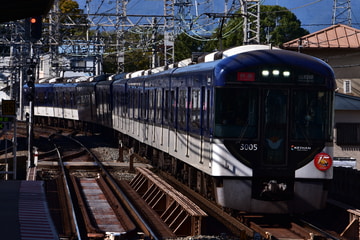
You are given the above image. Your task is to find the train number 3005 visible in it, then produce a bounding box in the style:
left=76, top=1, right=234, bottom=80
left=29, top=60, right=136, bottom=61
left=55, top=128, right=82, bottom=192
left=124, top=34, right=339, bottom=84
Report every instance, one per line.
left=240, top=144, right=258, bottom=151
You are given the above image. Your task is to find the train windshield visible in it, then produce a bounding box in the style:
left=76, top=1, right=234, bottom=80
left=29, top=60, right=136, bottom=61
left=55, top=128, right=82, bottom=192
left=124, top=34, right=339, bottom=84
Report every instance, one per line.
left=291, top=90, right=333, bottom=141
left=214, top=88, right=258, bottom=138
left=214, top=87, right=333, bottom=141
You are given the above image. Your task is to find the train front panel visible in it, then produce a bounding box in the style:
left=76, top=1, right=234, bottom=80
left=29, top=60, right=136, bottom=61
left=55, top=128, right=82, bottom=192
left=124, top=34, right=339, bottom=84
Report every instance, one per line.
left=211, top=49, right=335, bottom=212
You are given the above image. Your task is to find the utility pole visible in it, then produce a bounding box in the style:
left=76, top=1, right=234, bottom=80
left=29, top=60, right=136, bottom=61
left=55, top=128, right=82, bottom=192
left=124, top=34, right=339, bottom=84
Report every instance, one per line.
left=164, top=0, right=175, bottom=65
left=2, top=0, right=258, bottom=78
left=25, top=58, right=36, bottom=168
left=241, top=0, right=260, bottom=44
left=332, top=0, right=351, bottom=26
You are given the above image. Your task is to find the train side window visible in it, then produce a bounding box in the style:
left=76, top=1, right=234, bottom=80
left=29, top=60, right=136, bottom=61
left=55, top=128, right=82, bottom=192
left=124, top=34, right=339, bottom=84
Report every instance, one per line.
left=116, top=89, right=120, bottom=116
left=164, top=90, right=169, bottom=124
left=49, top=91, right=54, bottom=106
left=76, top=90, right=81, bottom=106
left=142, top=90, right=149, bottom=121
left=140, top=91, right=144, bottom=120
left=107, top=90, right=112, bottom=112
left=134, top=89, right=140, bottom=119
left=35, top=91, right=40, bottom=103
left=60, top=91, right=64, bottom=107
left=156, top=88, right=163, bottom=124
left=118, top=90, right=122, bottom=116
left=149, top=90, right=155, bottom=122
left=68, top=91, right=72, bottom=108
left=191, top=88, right=201, bottom=132
left=135, top=89, right=139, bottom=119
left=169, top=89, right=177, bottom=127
left=197, top=87, right=211, bottom=135
left=128, top=89, right=134, bottom=119
left=72, top=91, right=76, bottom=108
left=67, top=91, right=72, bottom=108
left=146, top=90, right=149, bottom=121
left=120, top=87, right=127, bottom=117
left=38, top=91, right=44, bottom=104
left=113, top=90, right=118, bottom=115
left=70, top=91, right=74, bottom=108
left=55, top=92, right=59, bottom=107
left=102, top=91, right=109, bottom=116
left=69, top=92, right=72, bottom=108
left=204, top=88, right=211, bottom=133
left=178, top=89, right=187, bottom=130
left=63, top=91, right=68, bottom=108
left=140, top=91, right=143, bottom=120
left=62, top=90, right=66, bottom=107
left=96, top=91, right=100, bottom=117
left=44, top=91, right=48, bottom=106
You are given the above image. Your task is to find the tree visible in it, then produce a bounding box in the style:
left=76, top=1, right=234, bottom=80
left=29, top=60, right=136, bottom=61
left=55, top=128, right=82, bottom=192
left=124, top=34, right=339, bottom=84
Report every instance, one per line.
left=260, top=5, right=308, bottom=45
left=59, top=0, right=89, bottom=38
left=174, top=33, right=208, bottom=62
left=102, top=29, right=156, bottom=73
left=203, top=5, right=309, bottom=50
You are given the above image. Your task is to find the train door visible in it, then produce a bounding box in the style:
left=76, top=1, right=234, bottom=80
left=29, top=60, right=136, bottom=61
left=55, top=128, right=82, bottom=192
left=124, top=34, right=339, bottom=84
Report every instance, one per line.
left=252, top=88, right=294, bottom=201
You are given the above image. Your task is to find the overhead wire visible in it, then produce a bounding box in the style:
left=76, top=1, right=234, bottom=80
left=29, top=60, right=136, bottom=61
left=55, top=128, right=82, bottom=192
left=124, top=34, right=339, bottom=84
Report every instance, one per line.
left=81, top=0, right=360, bottom=55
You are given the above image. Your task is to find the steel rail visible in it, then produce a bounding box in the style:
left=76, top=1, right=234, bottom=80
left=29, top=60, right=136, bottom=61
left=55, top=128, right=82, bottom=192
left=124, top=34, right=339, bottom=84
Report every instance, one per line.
left=68, top=135, right=162, bottom=240
left=50, top=135, right=83, bottom=240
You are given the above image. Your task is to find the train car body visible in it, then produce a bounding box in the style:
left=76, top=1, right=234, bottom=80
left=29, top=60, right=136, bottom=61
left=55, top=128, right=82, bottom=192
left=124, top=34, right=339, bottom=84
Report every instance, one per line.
left=26, top=45, right=335, bottom=214
left=53, top=83, right=79, bottom=120
left=29, top=83, right=55, bottom=118
left=76, top=75, right=109, bottom=124
left=95, top=80, right=114, bottom=128
left=111, top=46, right=335, bottom=213
left=209, top=49, right=334, bottom=212
left=76, top=82, right=97, bottom=123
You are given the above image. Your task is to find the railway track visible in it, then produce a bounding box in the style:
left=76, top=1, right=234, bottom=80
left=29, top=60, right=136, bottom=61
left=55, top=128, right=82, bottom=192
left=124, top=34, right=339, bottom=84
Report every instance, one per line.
left=70, top=176, right=136, bottom=238
left=8, top=124, right=349, bottom=240
left=37, top=132, right=185, bottom=239
left=158, top=170, right=344, bottom=240
left=46, top=133, right=142, bottom=239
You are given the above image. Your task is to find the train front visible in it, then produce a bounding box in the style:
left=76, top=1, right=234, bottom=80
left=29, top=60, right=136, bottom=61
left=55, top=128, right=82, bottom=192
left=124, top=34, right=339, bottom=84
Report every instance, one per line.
left=212, top=48, right=336, bottom=213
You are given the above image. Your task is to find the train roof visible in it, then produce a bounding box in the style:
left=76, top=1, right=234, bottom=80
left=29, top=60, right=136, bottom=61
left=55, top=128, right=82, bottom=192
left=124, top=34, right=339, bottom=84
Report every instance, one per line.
left=52, top=82, right=79, bottom=87
left=123, top=45, right=280, bottom=78
left=214, top=48, right=335, bottom=88
left=167, top=45, right=279, bottom=76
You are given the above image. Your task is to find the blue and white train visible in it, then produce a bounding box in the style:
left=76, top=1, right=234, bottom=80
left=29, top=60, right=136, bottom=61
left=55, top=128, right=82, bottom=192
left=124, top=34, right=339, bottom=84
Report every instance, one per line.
left=24, top=45, right=336, bottom=213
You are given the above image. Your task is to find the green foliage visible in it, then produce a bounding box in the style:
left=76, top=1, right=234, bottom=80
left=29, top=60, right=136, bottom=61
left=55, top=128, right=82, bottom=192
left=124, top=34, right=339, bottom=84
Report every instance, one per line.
left=102, top=53, right=117, bottom=74
left=103, top=4, right=309, bottom=72
left=48, top=3, right=310, bottom=74
left=220, top=16, right=244, bottom=49
left=124, top=50, right=152, bottom=72
left=202, top=5, right=309, bottom=50
left=101, top=29, right=154, bottom=73
left=174, top=33, right=208, bottom=62
left=260, top=5, right=309, bottom=45
left=59, top=0, right=89, bottom=38
left=60, top=0, right=80, bottom=13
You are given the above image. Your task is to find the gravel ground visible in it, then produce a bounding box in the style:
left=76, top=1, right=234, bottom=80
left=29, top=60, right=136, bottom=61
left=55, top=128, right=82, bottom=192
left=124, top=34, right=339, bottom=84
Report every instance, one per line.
left=75, top=133, right=140, bottom=181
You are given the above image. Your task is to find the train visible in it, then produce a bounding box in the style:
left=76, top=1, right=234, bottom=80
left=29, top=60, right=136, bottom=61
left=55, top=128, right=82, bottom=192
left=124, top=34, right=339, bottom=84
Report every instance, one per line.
left=24, top=45, right=336, bottom=214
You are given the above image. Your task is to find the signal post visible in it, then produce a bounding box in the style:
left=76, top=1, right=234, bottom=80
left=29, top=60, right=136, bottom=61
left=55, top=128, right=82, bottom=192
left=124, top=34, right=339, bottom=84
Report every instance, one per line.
left=24, top=15, right=42, bottom=169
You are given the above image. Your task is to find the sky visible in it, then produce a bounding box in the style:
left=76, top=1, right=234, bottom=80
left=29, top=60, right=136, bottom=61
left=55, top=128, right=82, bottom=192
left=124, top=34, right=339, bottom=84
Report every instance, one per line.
left=78, top=0, right=360, bottom=34
left=262, top=0, right=360, bottom=33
